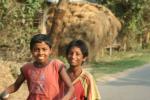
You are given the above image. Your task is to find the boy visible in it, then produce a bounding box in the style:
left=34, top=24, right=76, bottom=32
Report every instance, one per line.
left=0, top=34, right=74, bottom=100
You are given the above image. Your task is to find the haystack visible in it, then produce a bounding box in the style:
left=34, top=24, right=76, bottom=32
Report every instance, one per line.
left=39, top=2, right=121, bottom=61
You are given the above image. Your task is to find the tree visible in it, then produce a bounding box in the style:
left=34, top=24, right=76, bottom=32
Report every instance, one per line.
left=48, top=0, right=69, bottom=55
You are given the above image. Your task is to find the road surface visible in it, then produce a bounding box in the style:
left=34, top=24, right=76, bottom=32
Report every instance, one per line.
left=98, top=64, right=150, bottom=100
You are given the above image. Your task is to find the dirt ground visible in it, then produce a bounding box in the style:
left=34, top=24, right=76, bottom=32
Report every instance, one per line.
left=0, top=60, right=28, bottom=100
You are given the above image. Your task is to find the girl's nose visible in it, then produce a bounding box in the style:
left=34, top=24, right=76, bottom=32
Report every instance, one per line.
left=71, top=53, right=76, bottom=58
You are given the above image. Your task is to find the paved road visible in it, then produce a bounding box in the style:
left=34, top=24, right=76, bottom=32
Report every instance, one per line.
left=98, top=64, right=150, bottom=100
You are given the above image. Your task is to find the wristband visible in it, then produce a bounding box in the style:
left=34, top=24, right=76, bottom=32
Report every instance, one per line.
left=0, top=91, right=9, bottom=99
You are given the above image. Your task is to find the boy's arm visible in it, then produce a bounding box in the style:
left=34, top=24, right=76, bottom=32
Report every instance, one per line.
left=0, top=70, right=25, bottom=99
left=59, top=67, right=74, bottom=100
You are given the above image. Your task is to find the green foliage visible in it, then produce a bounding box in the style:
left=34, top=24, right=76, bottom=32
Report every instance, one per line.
left=97, top=0, right=150, bottom=50
left=0, top=0, right=44, bottom=61
left=0, top=0, right=44, bottom=29
left=0, top=0, right=9, bottom=29
left=0, top=0, right=150, bottom=61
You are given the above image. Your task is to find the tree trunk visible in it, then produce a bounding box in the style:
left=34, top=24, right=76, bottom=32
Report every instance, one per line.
left=48, top=0, right=68, bottom=55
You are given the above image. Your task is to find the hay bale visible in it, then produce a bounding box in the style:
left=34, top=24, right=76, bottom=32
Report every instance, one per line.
left=40, top=2, right=122, bottom=60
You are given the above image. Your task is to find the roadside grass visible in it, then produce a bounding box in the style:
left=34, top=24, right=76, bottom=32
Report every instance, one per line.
left=86, top=49, right=150, bottom=80
left=1, top=49, right=150, bottom=82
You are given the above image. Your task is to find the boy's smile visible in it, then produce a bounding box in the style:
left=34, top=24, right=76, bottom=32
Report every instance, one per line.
left=31, top=42, right=52, bottom=66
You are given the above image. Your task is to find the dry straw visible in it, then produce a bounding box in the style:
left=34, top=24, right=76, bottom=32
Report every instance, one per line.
left=39, top=2, right=122, bottom=61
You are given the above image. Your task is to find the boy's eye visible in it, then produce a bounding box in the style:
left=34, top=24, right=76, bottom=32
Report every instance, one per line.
left=33, top=48, right=39, bottom=52
left=33, top=48, right=48, bottom=52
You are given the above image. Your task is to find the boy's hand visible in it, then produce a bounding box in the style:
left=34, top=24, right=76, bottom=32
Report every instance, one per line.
left=61, top=96, right=69, bottom=100
left=0, top=91, right=9, bottom=100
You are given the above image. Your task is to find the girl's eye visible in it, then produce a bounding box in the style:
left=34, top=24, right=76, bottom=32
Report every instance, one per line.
left=77, top=53, right=83, bottom=56
left=42, top=48, right=48, bottom=51
left=69, top=52, right=82, bottom=56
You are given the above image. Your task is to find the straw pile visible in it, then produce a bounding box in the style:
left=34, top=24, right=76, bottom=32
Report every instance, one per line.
left=40, top=2, right=122, bottom=60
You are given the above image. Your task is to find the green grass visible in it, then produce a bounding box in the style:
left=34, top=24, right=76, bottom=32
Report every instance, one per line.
left=86, top=50, right=150, bottom=80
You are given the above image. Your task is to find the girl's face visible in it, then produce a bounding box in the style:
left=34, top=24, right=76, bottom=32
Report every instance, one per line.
left=31, top=42, right=52, bottom=65
left=67, top=46, right=86, bottom=68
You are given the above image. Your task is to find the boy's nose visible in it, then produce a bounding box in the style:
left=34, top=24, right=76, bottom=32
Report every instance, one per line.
left=39, top=50, right=44, bottom=54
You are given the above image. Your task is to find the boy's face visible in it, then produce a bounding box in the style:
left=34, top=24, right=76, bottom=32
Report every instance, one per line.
left=31, top=42, right=52, bottom=64
left=67, top=46, right=86, bottom=67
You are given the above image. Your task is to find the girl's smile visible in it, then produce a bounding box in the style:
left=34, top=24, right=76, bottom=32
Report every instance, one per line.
left=67, top=46, right=86, bottom=68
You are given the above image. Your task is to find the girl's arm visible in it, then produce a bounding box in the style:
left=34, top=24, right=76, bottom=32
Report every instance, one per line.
left=59, top=67, right=74, bottom=100
left=0, top=71, right=25, bottom=99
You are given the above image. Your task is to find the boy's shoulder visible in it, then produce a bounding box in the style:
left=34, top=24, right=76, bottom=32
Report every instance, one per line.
left=22, top=62, right=33, bottom=67
left=20, top=62, right=33, bottom=75
left=21, top=62, right=33, bottom=70
left=50, top=59, right=64, bottom=64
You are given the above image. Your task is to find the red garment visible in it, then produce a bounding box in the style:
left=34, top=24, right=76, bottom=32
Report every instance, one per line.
left=22, top=59, right=64, bottom=100
left=71, top=70, right=101, bottom=100
left=72, top=80, right=85, bottom=100
left=60, top=70, right=101, bottom=100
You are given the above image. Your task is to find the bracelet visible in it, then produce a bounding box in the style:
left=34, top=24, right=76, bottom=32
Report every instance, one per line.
left=0, top=91, right=9, bottom=99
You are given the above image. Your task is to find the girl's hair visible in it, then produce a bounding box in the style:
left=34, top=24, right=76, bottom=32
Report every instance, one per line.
left=66, top=39, right=89, bottom=58
left=30, top=34, right=51, bottom=50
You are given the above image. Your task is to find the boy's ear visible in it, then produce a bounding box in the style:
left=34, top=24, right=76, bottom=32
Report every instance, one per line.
left=50, top=48, right=57, bottom=56
left=48, top=48, right=52, bottom=54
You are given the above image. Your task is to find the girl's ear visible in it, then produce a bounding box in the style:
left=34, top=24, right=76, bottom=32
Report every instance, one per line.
left=83, top=57, right=87, bottom=62
left=49, top=48, right=53, bottom=54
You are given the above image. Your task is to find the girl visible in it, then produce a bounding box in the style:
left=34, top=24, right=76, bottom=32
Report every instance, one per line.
left=0, top=34, right=74, bottom=100
left=66, top=39, right=101, bottom=100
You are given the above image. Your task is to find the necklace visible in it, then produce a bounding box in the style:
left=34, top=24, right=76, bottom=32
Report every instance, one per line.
left=33, top=61, right=49, bottom=68
left=68, top=68, right=82, bottom=81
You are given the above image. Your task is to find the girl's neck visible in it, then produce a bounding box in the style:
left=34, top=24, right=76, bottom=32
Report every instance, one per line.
left=68, top=66, right=82, bottom=81
left=69, top=66, right=82, bottom=73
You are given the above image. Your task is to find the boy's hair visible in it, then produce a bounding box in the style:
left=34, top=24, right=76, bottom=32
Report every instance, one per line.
left=30, top=34, right=51, bottom=50
left=66, top=39, right=89, bottom=58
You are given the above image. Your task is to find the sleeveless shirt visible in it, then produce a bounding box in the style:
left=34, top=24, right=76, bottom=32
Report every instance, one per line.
left=22, top=59, right=64, bottom=100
